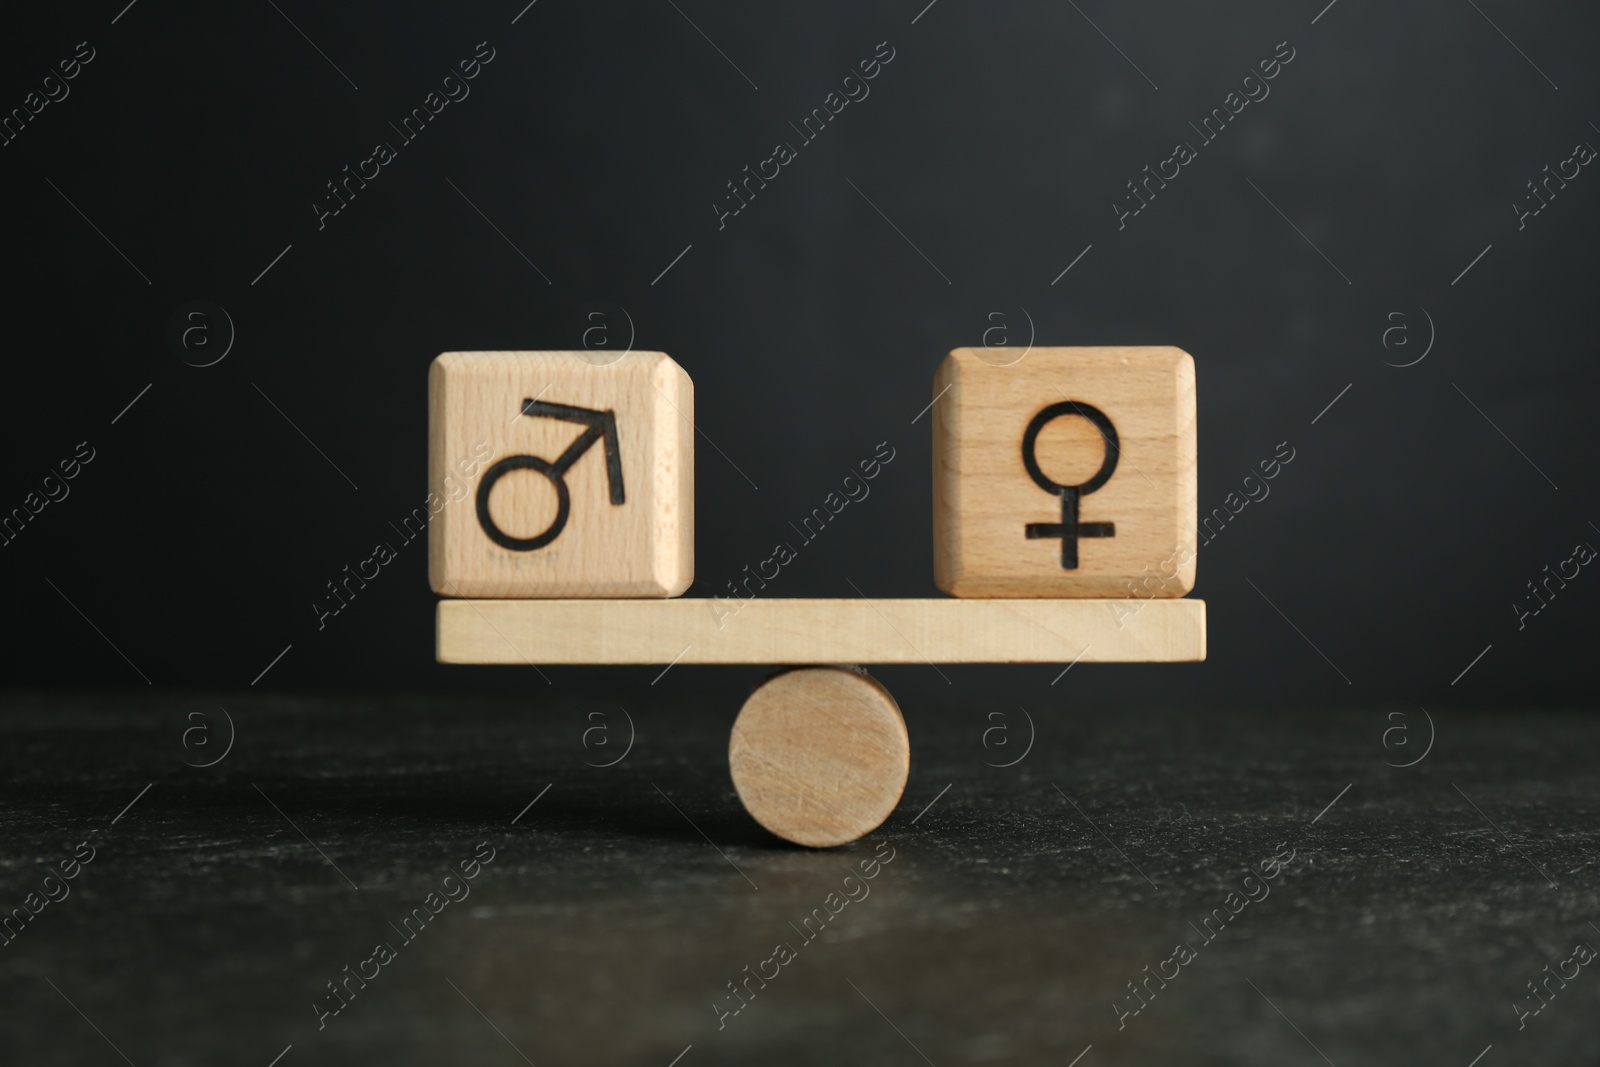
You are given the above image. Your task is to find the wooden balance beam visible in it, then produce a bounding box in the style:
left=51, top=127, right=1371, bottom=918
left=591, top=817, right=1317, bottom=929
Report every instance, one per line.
left=436, top=597, right=1206, bottom=665
left=438, top=597, right=1204, bottom=847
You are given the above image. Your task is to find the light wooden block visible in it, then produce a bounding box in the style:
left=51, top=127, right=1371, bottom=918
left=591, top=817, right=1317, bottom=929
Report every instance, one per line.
left=436, top=598, right=1206, bottom=664
left=428, top=351, right=693, bottom=598
left=932, top=346, right=1197, bottom=598
left=729, top=667, right=910, bottom=848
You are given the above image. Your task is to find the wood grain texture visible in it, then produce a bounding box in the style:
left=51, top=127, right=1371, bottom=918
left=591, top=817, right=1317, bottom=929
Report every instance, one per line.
left=933, top=346, right=1198, bottom=598
left=428, top=351, right=693, bottom=598
left=436, top=597, right=1206, bottom=664
left=729, top=667, right=910, bottom=848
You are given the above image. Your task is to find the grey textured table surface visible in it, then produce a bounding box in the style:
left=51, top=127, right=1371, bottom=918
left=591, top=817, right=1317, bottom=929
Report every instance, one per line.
left=1, top=687, right=1596, bottom=1066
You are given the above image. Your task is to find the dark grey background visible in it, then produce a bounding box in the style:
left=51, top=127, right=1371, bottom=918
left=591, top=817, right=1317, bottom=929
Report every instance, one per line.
left=2, top=0, right=1597, bottom=709
left=3, top=4, right=1599, bottom=1066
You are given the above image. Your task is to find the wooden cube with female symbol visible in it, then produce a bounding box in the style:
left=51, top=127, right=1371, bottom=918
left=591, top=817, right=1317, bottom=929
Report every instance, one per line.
left=428, top=351, right=694, bottom=598
left=932, top=346, right=1198, bottom=598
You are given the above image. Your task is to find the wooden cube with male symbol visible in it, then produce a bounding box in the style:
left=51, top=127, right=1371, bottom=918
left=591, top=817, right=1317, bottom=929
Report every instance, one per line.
left=932, top=346, right=1197, bottom=598
left=428, top=350, right=694, bottom=598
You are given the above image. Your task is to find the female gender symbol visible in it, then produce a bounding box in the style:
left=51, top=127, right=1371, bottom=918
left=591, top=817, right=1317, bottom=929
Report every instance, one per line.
left=1020, top=401, right=1118, bottom=568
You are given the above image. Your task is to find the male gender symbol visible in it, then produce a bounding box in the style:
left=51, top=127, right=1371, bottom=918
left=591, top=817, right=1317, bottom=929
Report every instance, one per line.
left=1020, top=400, right=1118, bottom=569
left=476, top=399, right=625, bottom=551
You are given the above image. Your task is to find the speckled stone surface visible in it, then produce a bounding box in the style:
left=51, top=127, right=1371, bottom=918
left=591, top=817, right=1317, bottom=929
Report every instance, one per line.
left=0, top=689, right=1595, bottom=1065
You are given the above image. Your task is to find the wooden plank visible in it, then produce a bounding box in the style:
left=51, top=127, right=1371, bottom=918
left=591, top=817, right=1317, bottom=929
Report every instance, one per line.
left=436, top=597, right=1205, bottom=665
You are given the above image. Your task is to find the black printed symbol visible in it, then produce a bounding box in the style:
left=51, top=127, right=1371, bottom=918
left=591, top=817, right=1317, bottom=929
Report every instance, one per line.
left=476, top=400, right=625, bottom=551
left=1021, top=401, right=1118, bottom=569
